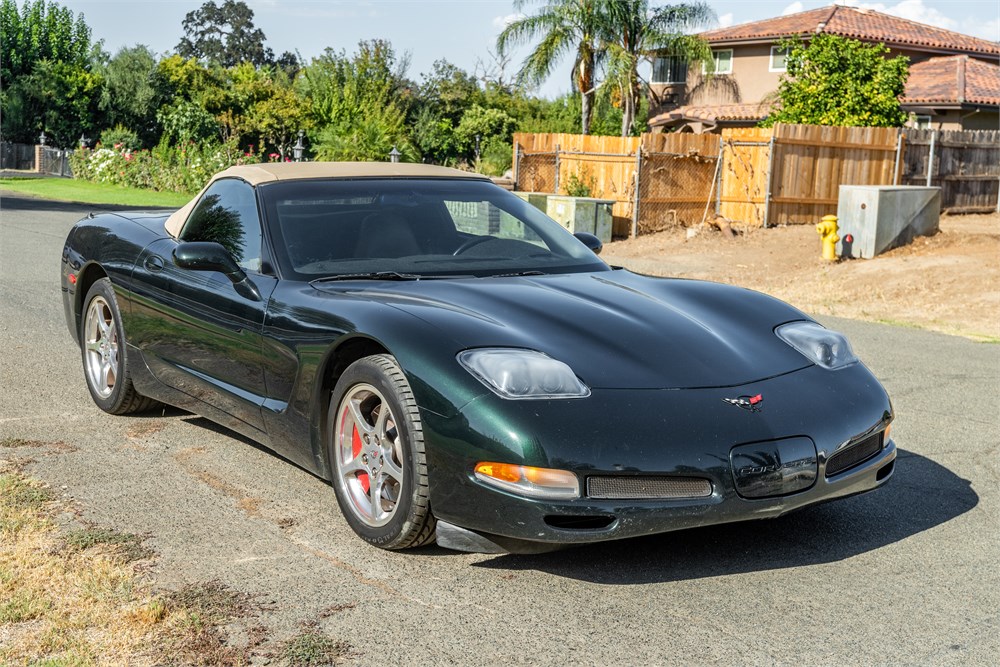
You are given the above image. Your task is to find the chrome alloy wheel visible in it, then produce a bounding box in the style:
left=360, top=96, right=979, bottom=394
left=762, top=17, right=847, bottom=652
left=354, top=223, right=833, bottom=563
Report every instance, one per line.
left=83, top=295, right=119, bottom=399
left=334, top=383, right=406, bottom=527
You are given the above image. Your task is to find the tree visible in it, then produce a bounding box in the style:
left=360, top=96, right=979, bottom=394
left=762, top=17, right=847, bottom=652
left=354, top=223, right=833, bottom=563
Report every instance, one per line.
left=602, top=1, right=713, bottom=136
left=10, top=59, right=100, bottom=145
left=0, top=0, right=97, bottom=143
left=0, top=0, right=92, bottom=81
left=214, top=63, right=309, bottom=157
left=418, top=60, right=483, bottom=124
left=761, top=34, right=909, bottom=128
left=455, top=104, right=518, bottom=175
left=97, top=45, right=164, bottom=146
left=497, top=0, right=606, bottom=135
left=176, top=0, right=272, bottom=67
left=298, top=41, right=414, bottom=161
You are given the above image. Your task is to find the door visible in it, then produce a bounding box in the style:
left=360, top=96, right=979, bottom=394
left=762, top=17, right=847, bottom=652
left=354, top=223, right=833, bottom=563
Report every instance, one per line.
left=130, top=178, right=276, bottom=430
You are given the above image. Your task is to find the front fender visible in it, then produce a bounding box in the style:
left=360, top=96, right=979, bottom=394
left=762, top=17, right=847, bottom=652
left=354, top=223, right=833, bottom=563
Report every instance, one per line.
left=62, top=215, right=164, bottom=344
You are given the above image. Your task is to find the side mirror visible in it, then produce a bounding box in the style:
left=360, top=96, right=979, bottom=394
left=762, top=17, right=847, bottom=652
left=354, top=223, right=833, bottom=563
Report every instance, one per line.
left=173, top=241, right=260, bottom=301
left=174, top=242, right=242, bottom=276
left=573, top=232, right=603, bottom=255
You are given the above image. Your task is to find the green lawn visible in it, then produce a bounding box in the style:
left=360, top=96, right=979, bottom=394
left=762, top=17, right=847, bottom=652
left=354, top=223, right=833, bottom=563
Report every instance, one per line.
left=0, top=178, right=190, bottom=208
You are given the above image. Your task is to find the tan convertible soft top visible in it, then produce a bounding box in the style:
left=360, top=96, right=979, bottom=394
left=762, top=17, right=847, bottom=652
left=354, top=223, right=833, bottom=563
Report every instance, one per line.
left=163, top=162, right=491, bottom=238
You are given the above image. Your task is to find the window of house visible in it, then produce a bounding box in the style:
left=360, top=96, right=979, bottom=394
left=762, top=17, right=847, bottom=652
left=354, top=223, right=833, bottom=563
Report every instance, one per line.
left=652, top=55, right=688, bottom=84
left=913, top=115, right=932, bottom=129
left=181, top=178, right=264, bottom=272
left=703, top=49, right=733, bottom=75
left=770, top=46, right=789, bottom=72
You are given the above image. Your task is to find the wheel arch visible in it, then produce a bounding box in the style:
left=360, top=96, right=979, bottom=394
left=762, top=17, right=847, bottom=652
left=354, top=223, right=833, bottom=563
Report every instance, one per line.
left=314, top=335, right=391, bottom=474
left=74, top=262, right=109, bottom=343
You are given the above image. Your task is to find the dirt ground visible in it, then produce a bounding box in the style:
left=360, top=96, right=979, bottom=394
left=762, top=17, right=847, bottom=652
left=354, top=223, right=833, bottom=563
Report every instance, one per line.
left=602, top=211, right=1000, bottom=341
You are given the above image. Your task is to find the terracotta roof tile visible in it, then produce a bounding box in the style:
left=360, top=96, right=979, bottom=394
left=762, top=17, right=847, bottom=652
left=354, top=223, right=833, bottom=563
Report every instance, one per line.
left=903, top=56, right=1000, bottom=105
left=699, top=4, right=999, bottom=56
left=649, top=103, right=773, bottom=127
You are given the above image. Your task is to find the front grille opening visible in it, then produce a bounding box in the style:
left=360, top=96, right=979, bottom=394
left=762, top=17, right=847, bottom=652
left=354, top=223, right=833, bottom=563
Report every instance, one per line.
left=586, top=475, right=713, bottom=500
left=876, top=460, right=895, bottom=481
left=544, top=515, right=616, bottom=530
left=826, top=432, right=883, bottom=477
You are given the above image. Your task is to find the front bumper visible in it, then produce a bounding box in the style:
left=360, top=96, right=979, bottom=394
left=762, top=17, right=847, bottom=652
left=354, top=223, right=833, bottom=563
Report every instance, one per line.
left=422, top=362, right=895, bottom=546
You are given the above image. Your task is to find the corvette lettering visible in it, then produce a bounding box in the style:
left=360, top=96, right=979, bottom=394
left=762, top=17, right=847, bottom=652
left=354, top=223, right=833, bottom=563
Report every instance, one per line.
left=723, top=393, right=763, bottom=412
left=738, top=457, right=814, bottom=476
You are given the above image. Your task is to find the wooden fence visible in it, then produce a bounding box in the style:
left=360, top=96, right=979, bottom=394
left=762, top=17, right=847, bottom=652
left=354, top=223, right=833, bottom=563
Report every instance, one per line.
left=513, top=133, right=640, bottom=235
left=901, top=129, right=1000, bottom=213
left=764, top=124, right=902, bottom=225
left=512, top=132, right=719, bottom=235
left=514, top=124, right=994, bottom=237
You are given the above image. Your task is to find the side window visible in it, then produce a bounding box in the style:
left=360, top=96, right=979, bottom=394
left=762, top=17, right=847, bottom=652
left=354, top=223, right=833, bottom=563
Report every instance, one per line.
left=180, top=179, right=263, bottom=272
left=770, top=46, right=789, bottom=72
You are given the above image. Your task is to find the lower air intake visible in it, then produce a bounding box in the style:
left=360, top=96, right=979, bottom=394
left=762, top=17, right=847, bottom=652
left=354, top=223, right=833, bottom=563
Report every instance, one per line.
left=586, top=476, right=712, bottom=500
left=826, top=432, right=883, bottom=477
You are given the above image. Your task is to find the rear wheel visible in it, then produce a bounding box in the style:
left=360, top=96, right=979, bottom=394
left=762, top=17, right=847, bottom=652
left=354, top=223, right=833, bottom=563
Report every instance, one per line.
left=328, top=354, right=435, bottom=549
left=81, top=278, right=158, bottom=414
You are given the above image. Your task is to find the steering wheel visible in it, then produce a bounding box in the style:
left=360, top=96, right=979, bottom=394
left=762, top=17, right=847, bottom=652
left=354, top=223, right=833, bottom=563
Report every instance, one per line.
left=452, top=236, right=493, bottom=255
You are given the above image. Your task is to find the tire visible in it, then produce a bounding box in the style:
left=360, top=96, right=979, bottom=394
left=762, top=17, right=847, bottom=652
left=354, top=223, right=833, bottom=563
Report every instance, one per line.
left=80, top=278, right=158, bottom=415
left=328, top=354, right=435, bottom=549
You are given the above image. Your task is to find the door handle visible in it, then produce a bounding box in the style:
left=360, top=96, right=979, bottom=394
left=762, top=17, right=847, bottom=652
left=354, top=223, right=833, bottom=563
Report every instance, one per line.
left=144, top=255, right=165, bottom=272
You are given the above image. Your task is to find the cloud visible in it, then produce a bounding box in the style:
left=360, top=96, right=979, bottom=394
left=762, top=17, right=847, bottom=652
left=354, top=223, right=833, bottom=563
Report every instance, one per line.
left=782, top=2, right=805, bottom=16
left=834, top=1, right=957, bottom=30
left=960, top=16, right=1000, bottom=41
left=718, top=12, right=735, bottom=28
left=492, top=13, right=524, bottom=31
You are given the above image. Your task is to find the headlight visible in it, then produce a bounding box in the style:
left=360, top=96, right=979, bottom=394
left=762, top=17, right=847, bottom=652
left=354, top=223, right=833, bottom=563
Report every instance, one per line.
left=474, top=462, right=580, bottom=499
left=776, top=321, right=858, bottom=370
left=458, top=348, right=590, bottom=400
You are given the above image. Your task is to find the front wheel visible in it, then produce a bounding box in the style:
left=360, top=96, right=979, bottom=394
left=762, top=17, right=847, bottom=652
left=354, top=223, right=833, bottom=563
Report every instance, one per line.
left=81, top=278, right=158, bottom=414
left=328, top=354, right=435, bottom=549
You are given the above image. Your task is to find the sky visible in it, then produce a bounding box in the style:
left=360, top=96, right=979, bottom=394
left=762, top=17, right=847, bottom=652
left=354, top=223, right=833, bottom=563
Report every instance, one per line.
left=56, top=0, right=1000, bottom=98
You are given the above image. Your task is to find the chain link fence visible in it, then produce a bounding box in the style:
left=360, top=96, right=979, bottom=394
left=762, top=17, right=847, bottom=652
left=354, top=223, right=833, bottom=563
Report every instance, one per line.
left=636, top=151, right=718, bottom=234
left=514, top=150, right=558, bottom=194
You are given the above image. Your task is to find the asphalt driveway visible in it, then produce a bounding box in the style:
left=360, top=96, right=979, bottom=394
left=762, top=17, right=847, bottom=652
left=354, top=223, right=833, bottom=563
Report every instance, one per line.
left=1, top=193, right=998, bottom=665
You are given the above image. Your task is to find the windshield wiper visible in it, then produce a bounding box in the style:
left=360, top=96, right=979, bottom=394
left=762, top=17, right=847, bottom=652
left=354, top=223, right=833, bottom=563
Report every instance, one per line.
left=310, top=272, right=477, bottom=284
left=489, top=270, right=548, bottom=278
left=310, top=271, right=424, bottom=284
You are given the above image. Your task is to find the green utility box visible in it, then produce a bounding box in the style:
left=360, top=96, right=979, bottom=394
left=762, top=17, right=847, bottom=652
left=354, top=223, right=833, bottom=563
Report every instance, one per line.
left=545, top=196, right=614, bottom=243
left=513, top=192, right=549, bottom=213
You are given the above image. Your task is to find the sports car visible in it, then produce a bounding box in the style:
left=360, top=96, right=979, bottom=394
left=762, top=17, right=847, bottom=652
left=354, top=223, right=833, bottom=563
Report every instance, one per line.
left=61, top=162, right=896, bottom=553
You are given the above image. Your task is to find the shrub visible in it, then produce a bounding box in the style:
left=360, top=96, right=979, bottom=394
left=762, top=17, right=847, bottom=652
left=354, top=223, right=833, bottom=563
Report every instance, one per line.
left=563, top=170, right=595, bottom=197
left=99, top=125, right=141, bottom=151
left=70, top=140, right=261, bottom=194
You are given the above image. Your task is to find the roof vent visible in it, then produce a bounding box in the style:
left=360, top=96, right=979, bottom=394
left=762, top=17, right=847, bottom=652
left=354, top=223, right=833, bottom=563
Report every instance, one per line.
left=815, top=21, right=826, bottom=32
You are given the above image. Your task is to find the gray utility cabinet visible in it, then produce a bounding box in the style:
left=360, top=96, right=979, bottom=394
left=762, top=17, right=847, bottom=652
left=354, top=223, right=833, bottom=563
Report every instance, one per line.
left=836, top=186, right=941, bottom=259
left=545, top=196, right=614, bottom=244
left=513, top=192, right=549, bottom=213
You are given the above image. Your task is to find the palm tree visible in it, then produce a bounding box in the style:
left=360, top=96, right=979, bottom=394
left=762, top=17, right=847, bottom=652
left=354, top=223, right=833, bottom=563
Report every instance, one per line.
left=603, top=1, right=714, bottom=136
left=497, top=1, right=605, bottom=135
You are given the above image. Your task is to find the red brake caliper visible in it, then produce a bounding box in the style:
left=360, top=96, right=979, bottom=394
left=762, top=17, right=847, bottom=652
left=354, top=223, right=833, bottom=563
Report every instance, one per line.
left=352, top=423, right=370, bottom=493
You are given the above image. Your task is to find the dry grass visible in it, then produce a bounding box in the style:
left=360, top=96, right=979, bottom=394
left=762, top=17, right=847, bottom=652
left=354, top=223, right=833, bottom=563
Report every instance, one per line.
left=281, top=624, right=353, bottom=667
left=0, top=466, right=162, bottom=665
left=156, top=581, right=263, bottom=666
left=0, top=460, right=265, bottom=666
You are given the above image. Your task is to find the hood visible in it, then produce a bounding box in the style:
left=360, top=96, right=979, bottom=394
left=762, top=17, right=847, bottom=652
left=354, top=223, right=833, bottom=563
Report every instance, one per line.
left=336, top=271, right=814, bottom=390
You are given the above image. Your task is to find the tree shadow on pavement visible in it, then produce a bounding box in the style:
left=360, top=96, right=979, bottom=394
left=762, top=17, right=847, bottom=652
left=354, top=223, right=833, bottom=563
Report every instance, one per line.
left=0, top=192, right=174, bottom=214
left=473, top=449, right=977, bottom=583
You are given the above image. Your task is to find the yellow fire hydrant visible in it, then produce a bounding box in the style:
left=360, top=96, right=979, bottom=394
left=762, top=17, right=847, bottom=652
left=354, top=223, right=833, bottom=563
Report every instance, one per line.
left=816, top=214, right=840, bottom=262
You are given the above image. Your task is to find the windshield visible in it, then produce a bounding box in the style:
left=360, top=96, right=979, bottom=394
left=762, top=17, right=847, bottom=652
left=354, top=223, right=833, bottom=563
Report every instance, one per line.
left=258, top=178, right=609, bottom=280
